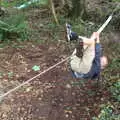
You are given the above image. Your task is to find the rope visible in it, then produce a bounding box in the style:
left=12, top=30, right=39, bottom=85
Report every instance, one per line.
left=79, top=14, right=113, bottom=40
left=78, top=4, right=120, bottom=40
left=0, top=57, right=69, bottom=99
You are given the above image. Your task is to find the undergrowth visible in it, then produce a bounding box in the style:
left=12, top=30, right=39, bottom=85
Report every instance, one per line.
left=93, top=103, right=120, bottom=120
left=110, top=81, right=120, bottom=102
left=0, top=14, right=29, bottom=42
left=97, top=41, right=120, bottom=119
left=1, top=0, right=48, bottom=8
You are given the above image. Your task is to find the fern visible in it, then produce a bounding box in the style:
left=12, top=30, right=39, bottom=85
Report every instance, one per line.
left=0, top=14, right=29, bottom=41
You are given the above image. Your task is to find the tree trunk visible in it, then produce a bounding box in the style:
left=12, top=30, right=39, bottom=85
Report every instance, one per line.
left=68, top=0, right=87, bottom=19
left=49, top=0, right=59, bottom=25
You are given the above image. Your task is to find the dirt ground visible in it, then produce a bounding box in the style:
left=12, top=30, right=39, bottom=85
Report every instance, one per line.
left=0, top=40, right=111, bottom=120
left=0, top=8, right=119, bottom=120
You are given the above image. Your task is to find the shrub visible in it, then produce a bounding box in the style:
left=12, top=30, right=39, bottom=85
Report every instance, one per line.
left=0, top=14, right=29, bottom=41
left=1, top=0, right=28, bottom=8
left=92, top=104, right=120, bottom=120
left=110, top=81, right=120, bottom=102
left=108, top=59, right=120, bottom=70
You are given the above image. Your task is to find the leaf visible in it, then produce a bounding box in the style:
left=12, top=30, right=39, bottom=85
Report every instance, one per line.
left=32, top=65, right=40, bottom=71
left=38, top=0, right=48, bottom=5
left=8, top=72, right=13, bottom=78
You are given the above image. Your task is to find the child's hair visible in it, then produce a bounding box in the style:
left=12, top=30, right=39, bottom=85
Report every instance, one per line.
left=76, top=38, right=83, bottom=58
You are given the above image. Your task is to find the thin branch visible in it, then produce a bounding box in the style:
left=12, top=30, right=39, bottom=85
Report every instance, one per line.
left=49, top=0, right=59, bottom=25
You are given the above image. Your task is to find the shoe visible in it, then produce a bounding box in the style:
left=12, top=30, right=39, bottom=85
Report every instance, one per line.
left=66, top=23, right=78, bottom=42
left=66, top=23, right=72, bottom=42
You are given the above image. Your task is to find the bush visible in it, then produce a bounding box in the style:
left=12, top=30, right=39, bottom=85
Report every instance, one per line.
left=110, top=81, right=120, bottom=102
left=1, top=0, right=28, bottom=8
left=108, top=59, right=120, bottom=70
left=1, top=0, right=48, bottom=9
left=0, top=14, right=29, bottom=41
left=92, top=104, right=120, bottom=120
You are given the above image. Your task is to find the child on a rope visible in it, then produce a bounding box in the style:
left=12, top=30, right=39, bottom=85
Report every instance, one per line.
left=66, top=24, right=108, bottom=79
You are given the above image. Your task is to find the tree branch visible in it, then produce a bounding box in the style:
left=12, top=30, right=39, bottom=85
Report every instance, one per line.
left=49, top=0, right=59, bottom=25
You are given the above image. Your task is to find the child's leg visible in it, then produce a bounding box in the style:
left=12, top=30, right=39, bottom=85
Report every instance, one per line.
left=70, top=32, right=78, bottom=40
left=66, top=23, right=78, bottom=41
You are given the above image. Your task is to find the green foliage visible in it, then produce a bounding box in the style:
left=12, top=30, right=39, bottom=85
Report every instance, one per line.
left=1, top=0, right=48, bottom=8
left=0, top=72, right=14, bottom=78
left=108, top=58, right=120, bottom=70
left=110, top=81, right=120, bottom=102
left=15, top=0, right=49, bottom=9
left=1, top=0, right=17, bottom=7
left=0, top=72, right=3, bottom=78
left=8, top=72, right=14, bottom=78
left=38, top=0, right=48, bottom=6
left=112, top=0, right=120, bottom=2
left=65, top=17, right=99, bottom=37
left=92, top=104, right=120, bottom=120
left=32, top=65, right=40, bottom=71
left=1, top=0, right=28, bottom=8
left=68, top=0, right=87, bottom=19
left=0, top=14, right=29, bottom=41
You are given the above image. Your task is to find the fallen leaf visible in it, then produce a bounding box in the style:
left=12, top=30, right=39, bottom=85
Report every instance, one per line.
left=32, top=65, right=40, bottom=71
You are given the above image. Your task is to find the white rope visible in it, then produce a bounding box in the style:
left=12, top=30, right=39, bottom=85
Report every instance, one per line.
left=73, top=14, right=113, bottom=53
left=97, top=15, right=112, bottom=34
left=0, top=57, right=69, bottom=99
left=78, top=15, right=113, bottom=40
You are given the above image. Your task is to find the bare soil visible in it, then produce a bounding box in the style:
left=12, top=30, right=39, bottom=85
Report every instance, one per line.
left=0, top=40, right=111, bottom=120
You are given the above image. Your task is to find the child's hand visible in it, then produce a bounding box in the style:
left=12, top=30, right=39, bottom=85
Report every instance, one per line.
left=91, top=32, right=100, bottom=41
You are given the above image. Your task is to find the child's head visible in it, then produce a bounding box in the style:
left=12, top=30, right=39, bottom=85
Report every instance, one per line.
left=100, top=56, right=108, bottom=69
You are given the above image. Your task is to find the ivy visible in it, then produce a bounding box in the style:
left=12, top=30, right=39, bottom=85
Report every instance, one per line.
left=110, top=81, right=120, bottom=102
left=93, top=104, right=120, bottom=120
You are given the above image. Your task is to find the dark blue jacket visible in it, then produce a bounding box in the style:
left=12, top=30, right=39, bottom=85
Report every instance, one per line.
left=83, top=43, right=101, bottom=79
